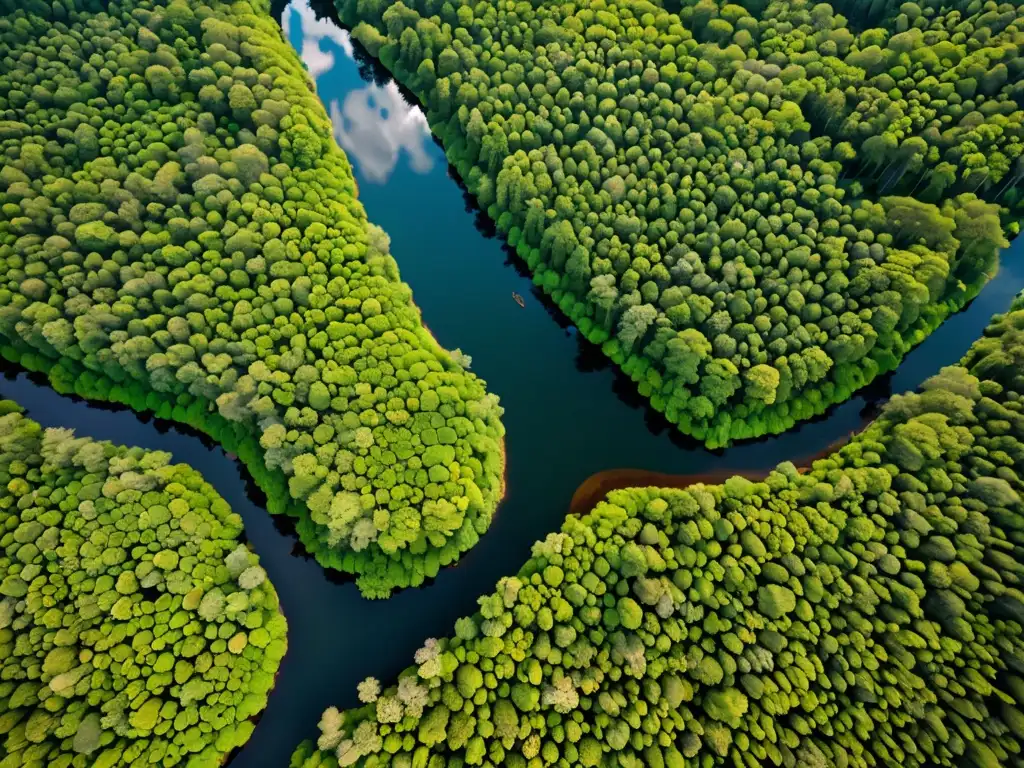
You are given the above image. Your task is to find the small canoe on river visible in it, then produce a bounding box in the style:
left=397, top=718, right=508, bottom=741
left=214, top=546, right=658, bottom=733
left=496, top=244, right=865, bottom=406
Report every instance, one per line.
left=512, top=292, right=525, bottom=308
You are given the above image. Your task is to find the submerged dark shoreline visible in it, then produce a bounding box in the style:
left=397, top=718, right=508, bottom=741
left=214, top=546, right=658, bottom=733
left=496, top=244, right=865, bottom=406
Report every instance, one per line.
left=567, top=428, right=860, bottom=516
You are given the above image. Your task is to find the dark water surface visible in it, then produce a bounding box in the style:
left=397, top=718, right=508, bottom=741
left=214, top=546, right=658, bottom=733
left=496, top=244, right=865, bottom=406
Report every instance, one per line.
left=2, top=3, right=1023, bottom=765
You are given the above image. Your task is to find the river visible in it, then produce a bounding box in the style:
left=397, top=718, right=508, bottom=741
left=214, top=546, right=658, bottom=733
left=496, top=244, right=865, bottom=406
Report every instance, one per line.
left=1, top=2, right=1022, bottom=765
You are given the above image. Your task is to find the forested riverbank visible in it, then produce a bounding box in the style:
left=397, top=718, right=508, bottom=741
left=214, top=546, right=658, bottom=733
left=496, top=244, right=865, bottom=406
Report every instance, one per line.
left=0, top=400, right=286, bottom=768
left=336, top=0, right=1023, bottom=446
left=295, top=302, right=1024, bottom=768
left=0, top=0, right=505, bottom=599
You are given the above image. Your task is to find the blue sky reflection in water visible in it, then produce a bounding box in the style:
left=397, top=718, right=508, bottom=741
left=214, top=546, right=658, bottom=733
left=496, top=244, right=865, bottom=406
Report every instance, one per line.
left=0, top=4, right=1022, bottom=768
left=283, top=2, right=435, bottom=183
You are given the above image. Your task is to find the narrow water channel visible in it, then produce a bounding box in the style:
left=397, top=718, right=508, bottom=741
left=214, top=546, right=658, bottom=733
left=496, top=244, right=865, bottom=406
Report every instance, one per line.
left=1, top=3, right=1021, bottom=765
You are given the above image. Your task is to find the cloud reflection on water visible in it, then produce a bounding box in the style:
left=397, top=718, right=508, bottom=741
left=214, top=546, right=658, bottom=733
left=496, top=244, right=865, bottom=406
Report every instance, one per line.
left=281, top=0, right=352, bottom=77
left=285, top=0, right=435, bottom=183
left=330, top=87, right=434, bottom=183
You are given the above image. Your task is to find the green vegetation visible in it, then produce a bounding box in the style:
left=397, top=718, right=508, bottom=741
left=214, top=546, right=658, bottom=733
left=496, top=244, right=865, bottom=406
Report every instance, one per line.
left=293, top=303, right=1024, bottom=768
left=0, top=400, right=286, bottom=768
left=0, top=0, right=505, bottom=598
left=337, top=0, right=1023, bottom=446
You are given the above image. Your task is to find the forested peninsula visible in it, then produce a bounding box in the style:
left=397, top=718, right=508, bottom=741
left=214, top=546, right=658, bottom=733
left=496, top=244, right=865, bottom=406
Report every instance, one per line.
left=293, top=302, right=1024, bottom=768
left=0, top=0, right=505, bottom=598
left=338, top=0, right=1023, bottom=446
left=0, top=400, right=287, bottom=768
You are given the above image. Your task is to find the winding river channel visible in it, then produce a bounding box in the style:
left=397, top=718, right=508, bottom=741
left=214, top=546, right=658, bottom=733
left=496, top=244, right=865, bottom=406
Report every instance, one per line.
left=2, top=3, right=1023, bottom=765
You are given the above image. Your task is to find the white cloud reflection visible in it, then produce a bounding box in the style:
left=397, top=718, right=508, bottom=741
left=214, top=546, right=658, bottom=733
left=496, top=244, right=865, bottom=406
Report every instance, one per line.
left=330, top=86, right=434, bottom=183
left=284, top=0, right=435, bottom=183
left=282, top=0, right=352, bottom=77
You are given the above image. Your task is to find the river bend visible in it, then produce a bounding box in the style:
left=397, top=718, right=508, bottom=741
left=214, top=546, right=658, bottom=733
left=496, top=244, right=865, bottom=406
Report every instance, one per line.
left=1, top=3, right=1022, bottom=765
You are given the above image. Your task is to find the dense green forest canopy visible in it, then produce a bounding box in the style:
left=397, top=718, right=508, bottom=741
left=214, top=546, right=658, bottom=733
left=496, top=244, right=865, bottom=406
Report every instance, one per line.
left=0, top=0, right=505, bottom=597
left=292, top=304, right=1024, bottom=768
left=338, top=0, right=1023, bottom=446
left=0, top=400, right=287, bottom=768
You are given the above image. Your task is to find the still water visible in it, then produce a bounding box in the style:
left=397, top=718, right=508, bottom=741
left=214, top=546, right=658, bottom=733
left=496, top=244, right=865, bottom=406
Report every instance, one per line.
left=1, top=2, right=1022, bottom=765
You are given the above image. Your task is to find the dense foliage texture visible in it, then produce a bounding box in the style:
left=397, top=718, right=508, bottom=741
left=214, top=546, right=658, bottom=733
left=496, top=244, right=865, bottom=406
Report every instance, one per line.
left=293, top=305, right=1024, bottom=768
left=338, top=0, right=1022, bottom=446
left=0, top=0, right=505, bottom=597
left=0, top=401, right=287, bottom=768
